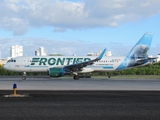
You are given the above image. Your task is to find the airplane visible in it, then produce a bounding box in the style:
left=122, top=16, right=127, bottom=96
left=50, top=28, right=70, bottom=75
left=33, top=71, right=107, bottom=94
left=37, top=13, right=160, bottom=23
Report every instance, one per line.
left=3, top=32, right=156, bottom=80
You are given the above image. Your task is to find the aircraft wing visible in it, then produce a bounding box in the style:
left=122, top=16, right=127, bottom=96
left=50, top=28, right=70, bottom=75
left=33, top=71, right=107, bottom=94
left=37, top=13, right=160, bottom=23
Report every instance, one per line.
left=64, top=49, right=106, bottom=72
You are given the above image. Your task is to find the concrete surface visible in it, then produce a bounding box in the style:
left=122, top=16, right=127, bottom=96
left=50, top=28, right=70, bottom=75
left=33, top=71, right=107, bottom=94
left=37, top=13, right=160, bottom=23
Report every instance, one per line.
left=0, top=76, right=160, bottom=90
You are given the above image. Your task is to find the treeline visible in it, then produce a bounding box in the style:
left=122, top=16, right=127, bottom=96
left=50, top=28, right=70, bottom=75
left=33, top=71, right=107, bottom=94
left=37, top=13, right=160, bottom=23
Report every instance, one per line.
left=0, top=62, right=160, bottom=76
left=93, top=62, right=160, bottom=76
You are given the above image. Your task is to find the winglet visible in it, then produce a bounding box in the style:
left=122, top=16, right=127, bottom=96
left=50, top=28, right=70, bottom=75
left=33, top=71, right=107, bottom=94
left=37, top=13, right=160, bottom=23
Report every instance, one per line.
left=97, top=49, right=106, bottom=60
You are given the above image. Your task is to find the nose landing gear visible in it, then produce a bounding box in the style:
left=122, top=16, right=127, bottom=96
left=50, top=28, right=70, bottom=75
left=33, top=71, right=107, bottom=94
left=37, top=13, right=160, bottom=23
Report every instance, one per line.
left=22, top=72, right=26, bottom=80
left=22, top=76, right=26, bottom=80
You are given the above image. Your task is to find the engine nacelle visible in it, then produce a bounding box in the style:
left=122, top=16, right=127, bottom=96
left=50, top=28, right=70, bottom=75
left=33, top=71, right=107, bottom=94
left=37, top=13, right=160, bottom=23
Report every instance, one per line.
left=49, top=67, right=65, bottom=77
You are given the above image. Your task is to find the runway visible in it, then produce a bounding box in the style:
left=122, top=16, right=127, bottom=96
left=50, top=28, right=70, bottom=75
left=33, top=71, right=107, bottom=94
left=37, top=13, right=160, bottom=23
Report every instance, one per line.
left=0, top=76, right=160, bottom=90
left=0, top=76, right=160, bottom=119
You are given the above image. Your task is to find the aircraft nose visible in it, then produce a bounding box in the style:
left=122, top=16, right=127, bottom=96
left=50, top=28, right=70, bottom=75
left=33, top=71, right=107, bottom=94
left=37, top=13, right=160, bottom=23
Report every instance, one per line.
left=3, top=64, right=6, bottom=69
left=3, top=64, right=9, bottom=70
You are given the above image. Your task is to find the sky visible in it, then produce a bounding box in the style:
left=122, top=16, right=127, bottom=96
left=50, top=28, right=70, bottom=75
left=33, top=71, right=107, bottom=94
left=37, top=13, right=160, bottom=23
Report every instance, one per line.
left=0, top=0, right=160, bottom=58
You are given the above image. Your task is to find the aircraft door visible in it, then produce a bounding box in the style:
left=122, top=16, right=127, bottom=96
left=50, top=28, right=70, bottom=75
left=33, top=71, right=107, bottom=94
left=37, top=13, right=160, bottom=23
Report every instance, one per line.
left=21, top=57, right=31, bottom=71
left=21, top=57, right=26, bottom=66
left=15, top=57, right=21, bottom=66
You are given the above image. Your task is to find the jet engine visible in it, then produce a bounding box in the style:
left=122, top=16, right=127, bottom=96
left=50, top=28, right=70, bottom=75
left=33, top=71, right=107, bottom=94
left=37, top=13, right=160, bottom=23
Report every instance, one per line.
left=49, top=67, right=65, bottom=77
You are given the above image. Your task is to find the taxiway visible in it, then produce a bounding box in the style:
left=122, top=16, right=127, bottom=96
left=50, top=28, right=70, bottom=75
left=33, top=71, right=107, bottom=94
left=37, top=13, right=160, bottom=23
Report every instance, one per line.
left=0, top=76, right=160, bottom=90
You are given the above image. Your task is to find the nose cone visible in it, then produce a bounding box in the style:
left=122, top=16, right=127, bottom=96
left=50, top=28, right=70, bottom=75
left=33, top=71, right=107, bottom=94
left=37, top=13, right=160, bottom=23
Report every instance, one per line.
left=3, top=64, right=9, bottom=70
left=3, top=64, right=7, bottom=70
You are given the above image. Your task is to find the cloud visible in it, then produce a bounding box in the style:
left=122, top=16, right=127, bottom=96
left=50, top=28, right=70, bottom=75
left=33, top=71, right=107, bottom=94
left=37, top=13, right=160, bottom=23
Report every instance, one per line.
left=0, top=0, right=160, bottom=35
left=0, top=37, right=106, bottom=57
left=0, top=37, right=158, bottom=58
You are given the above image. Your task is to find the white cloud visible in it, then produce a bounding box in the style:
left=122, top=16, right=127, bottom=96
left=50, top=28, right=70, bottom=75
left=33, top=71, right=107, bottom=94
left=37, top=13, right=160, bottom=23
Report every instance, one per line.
left=0, top=37, right=158, bottom=58
left=0, top=0, right=160, bottom=35
left=0, top=37, right=106, bottom=57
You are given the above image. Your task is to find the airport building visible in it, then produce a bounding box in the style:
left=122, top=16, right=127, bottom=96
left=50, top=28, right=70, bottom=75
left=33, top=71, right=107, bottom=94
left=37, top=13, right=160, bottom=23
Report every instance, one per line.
left=0, top=58, right=8, bottom=66
left=87, top=51, right=112, bottom=56
left=10, top=45, right=23, bottom=58
left=35, top=47, right=47, bottom=56
left=87, top=52, right=94, bottom=56
left=157, top=54, right=160, bottom=62
left=105, top=51, right=112, bottom=56
left=0, top=45, right=23, bottom=66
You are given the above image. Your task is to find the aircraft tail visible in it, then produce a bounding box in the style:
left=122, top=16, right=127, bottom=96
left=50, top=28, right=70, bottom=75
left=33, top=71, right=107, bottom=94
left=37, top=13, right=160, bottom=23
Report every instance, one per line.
left=126, top=32, right=153, bottom=58
left=117, top=32, right=154, bottom=70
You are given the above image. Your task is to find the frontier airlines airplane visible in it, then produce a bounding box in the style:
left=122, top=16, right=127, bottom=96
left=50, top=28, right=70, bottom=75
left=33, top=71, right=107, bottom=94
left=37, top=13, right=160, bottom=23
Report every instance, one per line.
left=3, top=33, right=155, bottom=80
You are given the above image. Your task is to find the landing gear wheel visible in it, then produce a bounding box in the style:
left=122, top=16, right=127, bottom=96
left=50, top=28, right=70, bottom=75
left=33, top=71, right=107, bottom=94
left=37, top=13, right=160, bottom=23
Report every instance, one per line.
left=73, top=75, right=79, bottom=80
left=22, top=76, right=26, bottom=80
left=108, top=76, right=111, bottom=78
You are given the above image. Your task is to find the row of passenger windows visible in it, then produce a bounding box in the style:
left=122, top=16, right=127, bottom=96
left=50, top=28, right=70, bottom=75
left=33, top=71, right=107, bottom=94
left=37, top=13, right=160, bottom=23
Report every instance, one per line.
left=22, top=60, right=119, bottom=63
left=63, top=60, right=119, bottom=63
left=96, top=61, right=119, bottom=62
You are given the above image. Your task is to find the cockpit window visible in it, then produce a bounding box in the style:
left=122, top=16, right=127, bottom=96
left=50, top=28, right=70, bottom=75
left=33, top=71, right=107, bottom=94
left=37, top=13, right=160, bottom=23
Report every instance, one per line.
left=7, top=60, right=11, bottom=63
left=7, top=59, right=16, bottom=63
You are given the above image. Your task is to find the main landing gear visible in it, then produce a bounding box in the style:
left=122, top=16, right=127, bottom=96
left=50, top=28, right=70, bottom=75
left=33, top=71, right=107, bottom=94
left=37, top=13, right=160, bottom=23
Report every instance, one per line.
left=22, top=72, right=26, bottom=80
left=73, top=72, right=79, bottom=80
left=73, top=75, right=79, bottom=80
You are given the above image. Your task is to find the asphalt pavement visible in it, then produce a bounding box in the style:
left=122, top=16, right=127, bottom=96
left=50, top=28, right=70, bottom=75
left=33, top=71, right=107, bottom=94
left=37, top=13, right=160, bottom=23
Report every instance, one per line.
left=0, top=77, right=160, bottom=90
left=0, top=90, right=160, bottom=120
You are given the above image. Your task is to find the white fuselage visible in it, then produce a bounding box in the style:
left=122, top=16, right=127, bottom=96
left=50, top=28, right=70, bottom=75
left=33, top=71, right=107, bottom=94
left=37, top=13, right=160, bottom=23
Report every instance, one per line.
left=4, top=56, right=125, bottom=73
